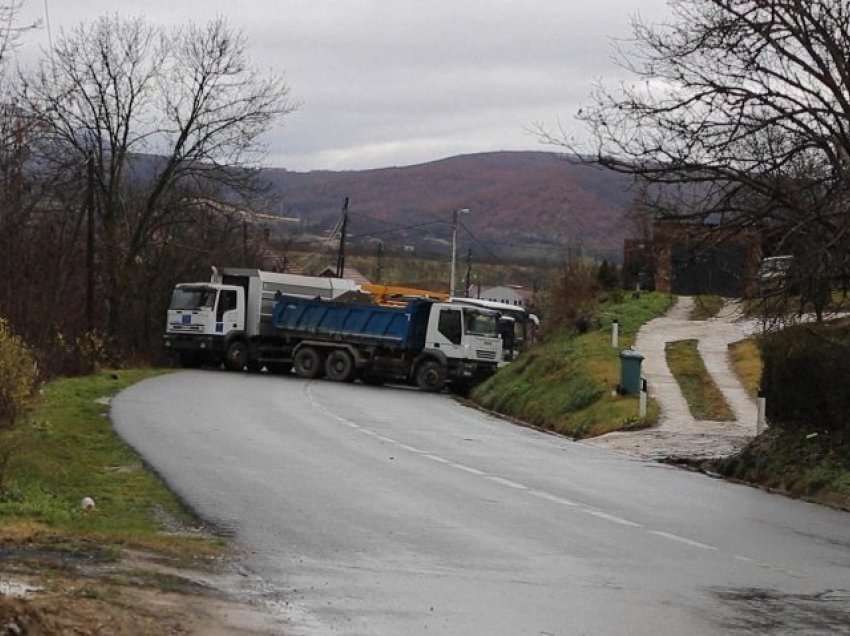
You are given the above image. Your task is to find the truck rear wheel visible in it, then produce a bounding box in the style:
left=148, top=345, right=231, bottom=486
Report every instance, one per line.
left=415, top=360, right=446, bottom=392
left=325, top=350, right=356, bottom=382
left=225, top=341, right=249, bottom=371
left=293, top=347, right=324, bottom=379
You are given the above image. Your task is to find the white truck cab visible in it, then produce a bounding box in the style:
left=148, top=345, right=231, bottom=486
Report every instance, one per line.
left=164, top=283, right=245, bottom=365
left=425, top=304, right=502, bottom=384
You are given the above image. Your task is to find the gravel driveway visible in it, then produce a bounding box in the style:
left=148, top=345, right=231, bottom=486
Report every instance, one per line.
left=590, top=296, right=761, bottom=460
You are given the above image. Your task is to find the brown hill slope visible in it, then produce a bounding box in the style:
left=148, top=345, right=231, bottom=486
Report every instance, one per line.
left=262, top=151, right=636, bottom=260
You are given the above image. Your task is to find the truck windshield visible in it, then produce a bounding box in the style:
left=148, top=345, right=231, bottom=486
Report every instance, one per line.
left=463, top=309, right=497, bottom=337
left=170, top=287, right=218, bottom=311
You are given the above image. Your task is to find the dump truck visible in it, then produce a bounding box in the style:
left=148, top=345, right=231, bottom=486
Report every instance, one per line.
left=270, top=295, right=501, bottom=391
left=163, top=267, right=366, bottom=371
left=163, top=267, right=502, bottom=391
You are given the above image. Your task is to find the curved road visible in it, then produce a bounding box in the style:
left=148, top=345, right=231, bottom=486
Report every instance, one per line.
left=113, top=371, right=850, bottom=635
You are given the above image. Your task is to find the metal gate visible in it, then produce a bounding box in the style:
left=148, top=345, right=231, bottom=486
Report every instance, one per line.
left=670, top=244, right=747, bottom=297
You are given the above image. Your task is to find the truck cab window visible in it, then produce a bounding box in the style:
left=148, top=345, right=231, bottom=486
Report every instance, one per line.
left=438, top=309, right=462, bottom=345
left=170, top=287, right=218, bottom=310
left=217, top=290, right=237, bottom=321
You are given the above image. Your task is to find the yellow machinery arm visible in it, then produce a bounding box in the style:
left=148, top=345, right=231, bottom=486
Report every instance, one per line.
left=362, top=283, right=449, bottom=307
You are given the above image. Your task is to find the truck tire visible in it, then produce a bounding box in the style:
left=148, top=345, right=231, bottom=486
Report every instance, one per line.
left=225, top=340, right=249, bottom=371
left=415, top=359, right=446, bottom=392
left=325, top=350, right=355, bottom=382
left=293, top=347, right=324, bottom=379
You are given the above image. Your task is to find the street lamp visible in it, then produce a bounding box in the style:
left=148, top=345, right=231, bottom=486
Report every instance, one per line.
left=450, top=208, right=471, bottom=297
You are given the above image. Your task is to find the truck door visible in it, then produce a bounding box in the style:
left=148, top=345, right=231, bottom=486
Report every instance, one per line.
left=431, top=307, right=464, bottom=359
left=215, top=289, right=243, bottom=334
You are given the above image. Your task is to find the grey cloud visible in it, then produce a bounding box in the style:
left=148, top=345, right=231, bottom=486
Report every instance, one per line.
left=20, top=0, right=672, bottom=169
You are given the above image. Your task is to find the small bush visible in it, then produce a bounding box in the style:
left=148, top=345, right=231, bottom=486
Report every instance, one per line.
left=0, top=318, right=38, bottom=430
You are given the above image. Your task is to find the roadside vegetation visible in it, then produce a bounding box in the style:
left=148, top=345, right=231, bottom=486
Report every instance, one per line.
left=728, top=338, right=762, bottom=399
left=714, top=428, right=850, bottom=510
left=0, top=368, right=217, bottom=556
left=665, top=339, right=734, bottom=421
left=689, top=295, right=724, bottom=321
left=472, top=288, right=670, bottom=438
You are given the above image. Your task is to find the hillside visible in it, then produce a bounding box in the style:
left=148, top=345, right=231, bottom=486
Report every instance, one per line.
left=261, top=151, right=636, bottom=261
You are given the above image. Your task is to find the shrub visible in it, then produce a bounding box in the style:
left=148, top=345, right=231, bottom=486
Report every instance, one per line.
left=761, top=324, right=850, bottom=433
left=546, top=260, right=599, bottom=334
left=36, top=329, right=111, bottom=378
left=0, top=318, right=38, bottom=430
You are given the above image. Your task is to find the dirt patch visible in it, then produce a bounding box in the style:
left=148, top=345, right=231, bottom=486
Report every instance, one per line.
left=0, top=543, right=286, bottom=635
left=709, top=587, right=850, bottom=633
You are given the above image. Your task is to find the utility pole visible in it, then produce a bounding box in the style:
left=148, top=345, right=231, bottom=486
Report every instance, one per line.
left=450, top=208, right=470, bottom=297
left=464, top=248, right=472, bottom=297
left=376, top=241, right=384, bottom=283
left=336, top=196, right=350, bottom=278
left=242, top=219, right=248, bottom=267
left=85, top=153, right=95, bottom=332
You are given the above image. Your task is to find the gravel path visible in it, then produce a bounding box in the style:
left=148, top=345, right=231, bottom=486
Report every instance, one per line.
left=590, top=296, right=762, bottom=460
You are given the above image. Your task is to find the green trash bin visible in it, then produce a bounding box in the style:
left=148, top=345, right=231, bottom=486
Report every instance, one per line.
left=619, top=349, right=644, bottom=395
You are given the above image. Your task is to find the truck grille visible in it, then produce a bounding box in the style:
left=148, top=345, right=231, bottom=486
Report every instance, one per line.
left=169, top=323, right=203, bottom=333
left=476, top=350, right=497, bottom=360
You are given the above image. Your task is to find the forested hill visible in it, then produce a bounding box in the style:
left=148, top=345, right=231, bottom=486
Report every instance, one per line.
left=261, top=151, right=636, bottom=260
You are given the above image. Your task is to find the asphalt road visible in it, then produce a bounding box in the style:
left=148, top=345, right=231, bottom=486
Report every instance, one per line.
left=112, top=371, right=850, bottom=635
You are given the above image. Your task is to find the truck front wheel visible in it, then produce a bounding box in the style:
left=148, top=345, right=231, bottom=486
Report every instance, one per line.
left=415, top=360, right=447, bottom=392
left=325, top=350, right=356, bottom=382
left=225, top=340, right=249, bottom=371
left=293, top=347, right=324, bottom=379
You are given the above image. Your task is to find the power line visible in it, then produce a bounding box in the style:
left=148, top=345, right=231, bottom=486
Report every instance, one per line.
left=458, top=220, right=500, bottom=261
left=351, top=219, right=447, bottom=240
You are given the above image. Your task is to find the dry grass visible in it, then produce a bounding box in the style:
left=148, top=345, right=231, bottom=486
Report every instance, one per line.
left=728, top=338, right=762, bottom=398
left=690, top=295, right=725, bottom=320
left=666, top=339, right=735, bottom=421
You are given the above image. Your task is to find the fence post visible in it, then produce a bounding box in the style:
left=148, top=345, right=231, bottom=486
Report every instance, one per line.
left=612, top=319, right=619, bottom=349
left=757, top=393, right=767, bottom=434
left=639, top=379, right=648, bottom=418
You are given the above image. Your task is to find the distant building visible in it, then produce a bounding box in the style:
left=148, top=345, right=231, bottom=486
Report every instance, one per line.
left=478, top=285, right=532, bottom=307
left=623, top=220, right=762, bottom=297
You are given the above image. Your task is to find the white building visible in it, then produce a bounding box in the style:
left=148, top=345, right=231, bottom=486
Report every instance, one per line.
left=478, top=285, right=532, bottom=307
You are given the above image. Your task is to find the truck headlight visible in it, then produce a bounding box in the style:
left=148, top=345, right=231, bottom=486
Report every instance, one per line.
left=200, top=342, right=206, bottom=349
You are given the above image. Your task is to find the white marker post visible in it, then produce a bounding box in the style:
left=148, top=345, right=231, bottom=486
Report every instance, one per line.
left=612, top=319, right=619, bottom=349
left=757, top=393, right=767, bottom=435
left=639, top=379, right=648, bottom=418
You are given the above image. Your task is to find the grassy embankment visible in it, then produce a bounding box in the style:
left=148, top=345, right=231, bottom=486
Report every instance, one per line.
left=728, top=338, right=762, bottom=398
left=690, top=294, right=725, bottom=320
left=0, top=369, right=218, bottom=557
left=714, top=428, right=850, bottom=510
left=665, top=340, right=734, bottom=421
left=472, top=292, right=672, bottom=438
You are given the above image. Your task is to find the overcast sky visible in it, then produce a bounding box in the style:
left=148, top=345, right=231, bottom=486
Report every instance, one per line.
left=16, top=0, right=672, bottom=171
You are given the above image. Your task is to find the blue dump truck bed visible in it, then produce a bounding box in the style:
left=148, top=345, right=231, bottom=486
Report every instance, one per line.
left=271, top=294, right=432, bottom=351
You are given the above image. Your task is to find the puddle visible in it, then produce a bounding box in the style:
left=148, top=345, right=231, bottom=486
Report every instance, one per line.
left=0, top=579, right=44, bottom=598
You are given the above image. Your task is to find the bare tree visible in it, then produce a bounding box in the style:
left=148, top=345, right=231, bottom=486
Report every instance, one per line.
left=548, top=1, right=850, bottom=319
left=20, top=14, right=295, bottom=337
